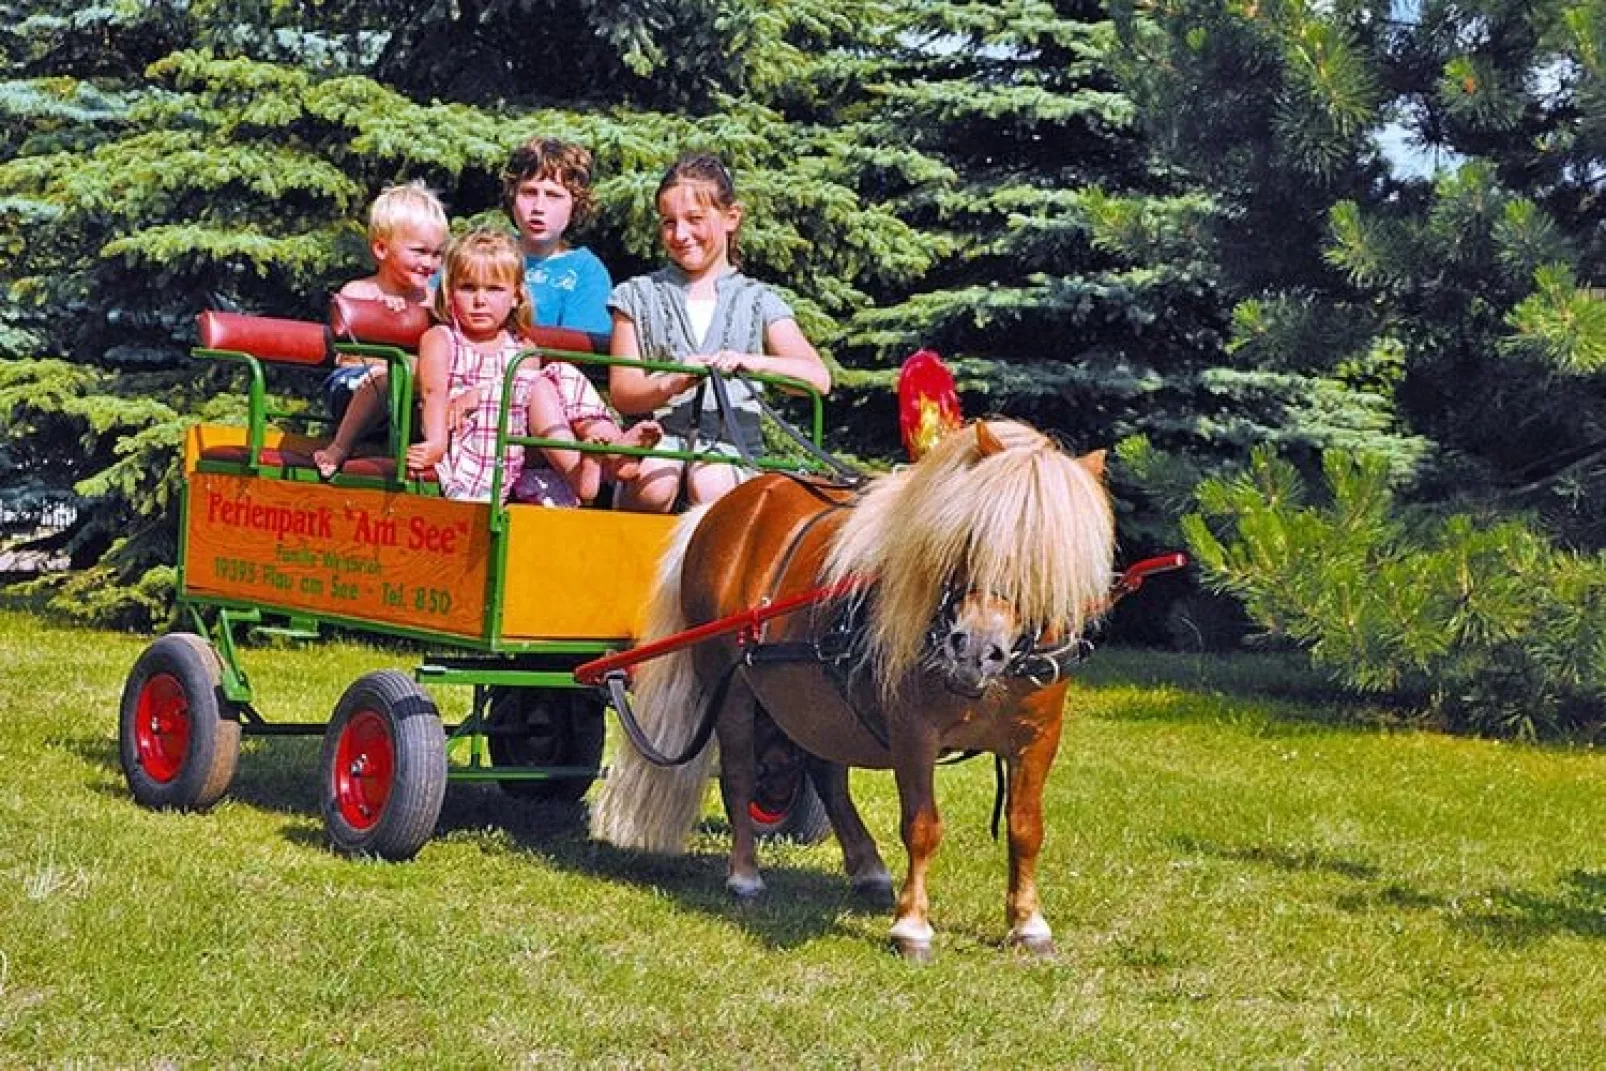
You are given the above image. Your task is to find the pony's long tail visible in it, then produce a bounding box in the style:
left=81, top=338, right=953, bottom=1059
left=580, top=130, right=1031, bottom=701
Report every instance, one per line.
left=590, top=506, right=718, bottom=855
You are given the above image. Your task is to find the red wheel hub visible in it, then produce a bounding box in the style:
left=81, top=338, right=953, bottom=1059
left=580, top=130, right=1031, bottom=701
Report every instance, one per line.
left=749, top=799, right=789, bottom=824
left=134, top=672, right=190, bottom=783
left=749, top=772, right=798, bottom=825
left=333, top=709, right=394, bottom=830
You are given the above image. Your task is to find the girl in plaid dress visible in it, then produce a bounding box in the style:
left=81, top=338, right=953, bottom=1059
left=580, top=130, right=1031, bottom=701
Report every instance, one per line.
left=411, top=230, right=656, bottom=505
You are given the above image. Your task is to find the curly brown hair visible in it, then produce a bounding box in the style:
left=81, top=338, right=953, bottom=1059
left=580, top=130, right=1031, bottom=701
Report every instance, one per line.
left=501, top=137, right=597, bottom=229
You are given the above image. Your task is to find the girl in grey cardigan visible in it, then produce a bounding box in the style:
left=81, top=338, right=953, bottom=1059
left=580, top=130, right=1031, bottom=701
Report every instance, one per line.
left=607, top=154, right=830, bottom=512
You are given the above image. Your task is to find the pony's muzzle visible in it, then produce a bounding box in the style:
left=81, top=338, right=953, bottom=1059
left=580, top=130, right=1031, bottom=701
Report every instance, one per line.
left=941, top=622, right=1011, bottom=697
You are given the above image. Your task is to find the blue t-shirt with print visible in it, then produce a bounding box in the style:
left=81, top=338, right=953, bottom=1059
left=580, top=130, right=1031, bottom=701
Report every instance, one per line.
left=525, top=246, right=613, bottom=350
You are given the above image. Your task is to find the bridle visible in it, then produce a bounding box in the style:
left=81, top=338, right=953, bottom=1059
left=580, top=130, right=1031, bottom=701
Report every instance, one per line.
left=922, top=579, right=1094, bottom=690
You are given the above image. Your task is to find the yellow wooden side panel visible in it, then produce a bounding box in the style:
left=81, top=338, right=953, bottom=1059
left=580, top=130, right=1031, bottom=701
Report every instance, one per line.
left=500, top=505, right=677, bottom=642
left=184, top=471, right=492, bottom=640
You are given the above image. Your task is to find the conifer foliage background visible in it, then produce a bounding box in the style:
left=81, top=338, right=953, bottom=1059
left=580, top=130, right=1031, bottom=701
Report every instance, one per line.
left=1117, top=0, right=1606, bottom=736
left=0, top=0, right=1257, bottom=625
left=7, top=0, right=1606, bottom=735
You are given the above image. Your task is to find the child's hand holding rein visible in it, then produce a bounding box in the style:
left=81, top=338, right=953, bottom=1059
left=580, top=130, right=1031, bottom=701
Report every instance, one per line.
left=699, top=349, right=750, bottom=374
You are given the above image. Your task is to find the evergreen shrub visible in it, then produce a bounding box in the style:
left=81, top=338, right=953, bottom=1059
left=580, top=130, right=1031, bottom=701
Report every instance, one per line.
left=1184, top=446, right=1606, bottom=740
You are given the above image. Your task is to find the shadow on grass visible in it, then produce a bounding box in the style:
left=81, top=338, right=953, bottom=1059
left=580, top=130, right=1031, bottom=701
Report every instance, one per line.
left=1173, top=833, right=1381, bottom=880
left=1078, top=647, right=1420, bottom=733
left=1079, top=646, right=1353, bottom=702
left=458, top=795, right=887, bottom=952
left=1452, top=871, right=1606, bottom=944
left=1176, top=834, right=1606, bottom=943
left=76, top=726, right=874, bottom=950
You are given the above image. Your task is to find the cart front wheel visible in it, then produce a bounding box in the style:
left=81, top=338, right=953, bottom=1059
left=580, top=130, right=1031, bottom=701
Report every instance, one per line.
left=119, top=633, right=240, bottom=810
left=487, top=688, right=606, bottom=802
left=749, top=706, right=830, bottom=844
left=320, top=671, right=446, bottom=860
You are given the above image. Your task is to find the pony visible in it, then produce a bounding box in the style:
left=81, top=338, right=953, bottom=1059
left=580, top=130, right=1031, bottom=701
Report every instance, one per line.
left=591, top=419, right=1116, bottom=960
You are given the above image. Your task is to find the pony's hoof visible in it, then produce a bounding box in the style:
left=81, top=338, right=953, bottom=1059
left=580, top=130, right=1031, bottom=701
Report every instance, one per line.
left=890, top=936, right=934, bottom=963
left=1008, top=934, right=1057, bottom=957
left=1007, top=914, right=1055, bottom=957
left=726, top=873, right=766, bottom=901
left=851, top=876, right=895, bottom=909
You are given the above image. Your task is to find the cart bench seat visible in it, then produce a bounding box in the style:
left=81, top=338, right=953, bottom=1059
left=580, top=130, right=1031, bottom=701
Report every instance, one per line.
left=192, top=300, right=594, bottom=481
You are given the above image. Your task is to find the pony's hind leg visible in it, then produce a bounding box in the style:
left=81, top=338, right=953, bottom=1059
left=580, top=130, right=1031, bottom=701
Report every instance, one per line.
left=715, top=683, right=765, bottom=900
left=804, top=756, right=892, bottom=905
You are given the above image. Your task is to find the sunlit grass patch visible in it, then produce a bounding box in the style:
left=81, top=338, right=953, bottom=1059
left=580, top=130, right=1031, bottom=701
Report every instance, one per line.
left=0, top=610, right=1602, bottom=1064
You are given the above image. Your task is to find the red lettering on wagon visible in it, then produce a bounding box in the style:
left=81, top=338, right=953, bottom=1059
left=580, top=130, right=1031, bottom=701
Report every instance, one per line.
left=185, top=473, right=490, bottom=639
left=408, top=516, right=464, bottom=554
left=207, top=491, right=333, bottom=542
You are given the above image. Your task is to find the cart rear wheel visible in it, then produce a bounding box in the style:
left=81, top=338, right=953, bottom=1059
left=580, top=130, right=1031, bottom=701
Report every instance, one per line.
left=320, top=671, right=445, bottom=860
left=487, top=688, right=606, bottom=802
left=749, top=707, right=830, bottom=844
left=119, top=633, right=240, bottom=811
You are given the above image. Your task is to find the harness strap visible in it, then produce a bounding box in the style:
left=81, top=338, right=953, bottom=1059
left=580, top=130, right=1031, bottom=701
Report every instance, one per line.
left=1012, top=636, right=1096, bottom=688
left=742, top=641, right=891, bottom=750
left=731, top=371, right=865, bottom=484
left=602, top=663, right=735, bottom=768
left=992, top=755, right=1006, bottom=841
left=705, top=372, right=759, bottom=467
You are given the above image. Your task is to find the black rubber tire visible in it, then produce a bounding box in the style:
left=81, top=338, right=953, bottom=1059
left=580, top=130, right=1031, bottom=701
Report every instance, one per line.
left=319, top=670, right=446, bottom=861
left=487, top=687, right=607, bottom=802
left=119, top=633, right=241, bottom=811
left=749, top=707, right=832, bottom=844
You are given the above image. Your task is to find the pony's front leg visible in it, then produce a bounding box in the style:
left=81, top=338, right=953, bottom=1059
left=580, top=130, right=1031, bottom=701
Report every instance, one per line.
left=714, top=683, right=765, bottom=900
left=1004, top=718, right=1064, bottom=956
left=889, top=720, right=943, bottom=962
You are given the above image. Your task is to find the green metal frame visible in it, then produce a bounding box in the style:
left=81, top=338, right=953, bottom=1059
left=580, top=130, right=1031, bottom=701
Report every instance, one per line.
left=176, top=338, right=830, bottom=788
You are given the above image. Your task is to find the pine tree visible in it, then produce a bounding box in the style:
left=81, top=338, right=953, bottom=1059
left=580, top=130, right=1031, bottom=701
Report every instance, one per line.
left=1185, top=445, right=1606, bottom=738
left=0, top=2, right=927, bottom=625
left=1116, top=0, right=1606, bottom=544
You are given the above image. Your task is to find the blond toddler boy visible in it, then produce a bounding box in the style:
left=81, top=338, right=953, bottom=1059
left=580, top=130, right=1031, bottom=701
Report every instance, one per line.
left=314, top=181, right=449, bottom=478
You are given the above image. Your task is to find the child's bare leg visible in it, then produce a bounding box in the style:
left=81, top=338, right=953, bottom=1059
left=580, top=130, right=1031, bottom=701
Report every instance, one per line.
left=613, top=456, right=682, bottom=513
left=686, top=459, right=745, bottom=505
left=528, top=376, right=595, bottom=502
left=315, top=366, right=389, bottom=479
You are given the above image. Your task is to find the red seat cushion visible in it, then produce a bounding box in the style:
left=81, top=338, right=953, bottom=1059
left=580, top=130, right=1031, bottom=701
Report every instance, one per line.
left=329, top=295, right=432, bottom=350
left=196, top=311, right=332, bottom=366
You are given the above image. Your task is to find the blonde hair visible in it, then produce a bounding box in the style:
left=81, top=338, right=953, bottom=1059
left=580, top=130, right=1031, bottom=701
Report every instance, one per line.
left=433, top=229, right=532, bottom=336
left=368, top=180, right=448, bottom=242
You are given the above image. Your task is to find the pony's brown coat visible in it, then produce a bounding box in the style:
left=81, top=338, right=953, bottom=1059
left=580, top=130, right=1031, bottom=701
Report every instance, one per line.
left=591, top=420, right=1116, bottom=956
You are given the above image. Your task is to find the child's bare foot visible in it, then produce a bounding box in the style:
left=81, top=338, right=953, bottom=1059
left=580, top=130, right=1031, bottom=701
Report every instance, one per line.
left=603, top=421, right=662, bottom=483
left=313, top=443, right=349, bottom=480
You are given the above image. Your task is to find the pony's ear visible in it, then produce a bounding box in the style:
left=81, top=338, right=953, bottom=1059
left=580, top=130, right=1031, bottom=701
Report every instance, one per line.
left=1078, top=449, right=1108, bottom=480
left=975, top=420, right=1005, bottom=457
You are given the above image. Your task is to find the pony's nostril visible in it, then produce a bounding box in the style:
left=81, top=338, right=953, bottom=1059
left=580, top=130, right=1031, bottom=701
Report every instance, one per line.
left=983, top=643, right=1007, bottom=670
left=948, top=631, right=969, bottom=657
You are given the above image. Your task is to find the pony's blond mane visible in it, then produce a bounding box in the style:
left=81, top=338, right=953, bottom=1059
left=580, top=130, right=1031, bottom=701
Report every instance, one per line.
left=822, top=419, right=1115, bottom=699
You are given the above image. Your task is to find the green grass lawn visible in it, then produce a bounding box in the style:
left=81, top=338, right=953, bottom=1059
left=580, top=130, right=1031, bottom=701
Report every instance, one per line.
left=1, top=609, right=1602, bottom=1065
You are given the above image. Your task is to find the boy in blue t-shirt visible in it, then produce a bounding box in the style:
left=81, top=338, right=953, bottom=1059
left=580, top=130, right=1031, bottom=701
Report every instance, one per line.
left=502, top=137, right=613, bottom=351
